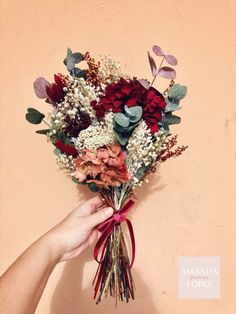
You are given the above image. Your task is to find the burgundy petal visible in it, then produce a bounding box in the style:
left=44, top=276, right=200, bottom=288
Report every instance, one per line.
left=54, top=139, right=78, bottom=158
left=126, top=97, right=138, bottom=107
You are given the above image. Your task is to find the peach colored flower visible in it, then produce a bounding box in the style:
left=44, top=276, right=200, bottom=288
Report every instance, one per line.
left=72, top=143, right=129, bottom=187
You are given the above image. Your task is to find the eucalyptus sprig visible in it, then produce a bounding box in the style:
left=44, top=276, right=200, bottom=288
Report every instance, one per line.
left=148, top=45, right=178, bottom=86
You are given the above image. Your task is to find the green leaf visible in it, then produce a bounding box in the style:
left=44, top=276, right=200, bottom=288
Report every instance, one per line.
left=164, top=98, right=182, bottom=112
left=53, top=148, right=61, bottom=156
left=125, top=121, right=140, bottom=132
left=25, top=107, right=45, bottom=124
left=64, top=48, right=85, bottom=77
left=114, top=113, right=130, bottom=128
left=64, top=50, right=83, bottom=66
left=162, top=123, right=170, bottom=132
left=35, top=129, right=50, bottom=135
left=73, top=52, right=83, bottom=64
left=55, top=132, right=67, bottom=141
left=134, top=165, right=150, bottom=179
left=72, top=176, right=79, bottom=184
left=70, top=68, right=86, bottom=78
left=161, top=112, right=181, bottom=125
left=113, top=122, right=128, bottom=133
left=124, top=105, right=142, bottom=123
left=168, top=84, right=187, bottom=100
left=66, top=48, right=75, bottom=72
left=67, top=47, right=73, bottom=55
left=113, top=129, right=128, bottom=146
left=88, top=182, right=99, bottom=192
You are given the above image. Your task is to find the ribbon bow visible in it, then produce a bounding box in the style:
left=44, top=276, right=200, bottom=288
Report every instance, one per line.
left=93, top=199, right=135, bottom=268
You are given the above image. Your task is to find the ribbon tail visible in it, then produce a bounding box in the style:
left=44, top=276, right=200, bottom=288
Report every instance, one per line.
left=125, top=218, right=136, bottom=268
left=93, top=220, right=116, bottom=263
left=93, top=237, right=108, bottom=299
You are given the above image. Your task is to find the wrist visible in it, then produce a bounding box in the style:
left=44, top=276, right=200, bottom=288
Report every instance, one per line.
left=39, top=231, right=62, bottom=265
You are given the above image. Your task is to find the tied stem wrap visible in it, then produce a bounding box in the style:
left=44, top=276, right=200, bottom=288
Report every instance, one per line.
left=93, top=199, right=135, bottom=268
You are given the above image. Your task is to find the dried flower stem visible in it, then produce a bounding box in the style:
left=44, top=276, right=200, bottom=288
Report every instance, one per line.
left=83, top=52, right=101, bottom=87
left=151, top=56, right=164, bottom=86
left=156, top=134, right=188, bottom=162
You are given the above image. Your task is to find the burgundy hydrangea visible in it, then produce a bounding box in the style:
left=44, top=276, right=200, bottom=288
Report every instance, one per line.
left=141, top=87, right=166, bottom=133
left=46, top=74, right=67, bottom=104
left=91, top=78, right=166, bottom=133
left=64, top=111, right=91, bottom=137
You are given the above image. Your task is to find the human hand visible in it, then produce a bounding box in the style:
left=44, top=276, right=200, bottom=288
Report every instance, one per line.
left=45, top=196, right=113, bottom=262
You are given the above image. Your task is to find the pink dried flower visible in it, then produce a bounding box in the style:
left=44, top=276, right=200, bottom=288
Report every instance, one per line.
left=73, top=143, right=129, bottom=187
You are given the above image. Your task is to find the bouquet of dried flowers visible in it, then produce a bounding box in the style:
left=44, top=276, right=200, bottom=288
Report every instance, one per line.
left=25, top=45, right=188, bottom=305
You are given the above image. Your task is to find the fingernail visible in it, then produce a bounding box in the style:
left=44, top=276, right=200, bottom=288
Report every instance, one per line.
left=105, top=207, right=113, bottom=216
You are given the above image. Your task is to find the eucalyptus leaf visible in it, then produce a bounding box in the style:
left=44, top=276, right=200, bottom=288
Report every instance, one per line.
left=53, top=148, right=62, bottom=156
left=70, top=68, right=86, bottom=78
left=114, top=113, right=130, bottom=128
left=134, top=165, right=150, bottom=179
left=164, top=101, right=182, bottom=113
left=55, top=132, right=66, bottom=141
left=152, top=45, right=178, bottom=65
left=67, top=47, right=73, bottom=55
left=168, top=84, right=187, bottom=100
left=25, top=108, right=45, bottom=124
left=88, top=182, right=99, bottom=192
left=113, top=105, right=142, bottom=145
left=64, top=48, right=75, bottom=72
left=161, top=113, right=181, bottom=125
left=73, top=52, right=83, bottom=63
left=113, top=129, right=128, bottom=146
left=124, top=105, right=142, bottom=122
left=33, top=77, right=50, bottom=99
left=158, top=66, right=176, bottom=79
left=152, top=45, right=165, bottom=56
left=113, top=122, right=129, bottom=133
left=64, top=50, right=83, bottom=66
left=148, top=51, right=158, bottom=77
left=162, top=123, right=170, bottom=131
left=138, top=79, right=150, bottom=89
left=72, top=176, right=79, bottom=184
left=35, top=129, right=50, bottom=135
left=66, top=56, right=75, bottom=72
left=125, top=122, right=140, bottom=132
left=165, top=54, right=178, bottom=66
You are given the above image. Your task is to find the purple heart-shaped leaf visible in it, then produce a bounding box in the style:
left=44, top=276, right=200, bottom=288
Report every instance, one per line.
left=33, top=77, right=51, bottom=99
left=158, top=67, right=176, bottom=79
left=165, top=54, right=178, bottom=66
left=148, top=52, right=158, bottom=77
left=138, top=79, right=150, bottom=89
left=152, top=45, right=165, bottom=56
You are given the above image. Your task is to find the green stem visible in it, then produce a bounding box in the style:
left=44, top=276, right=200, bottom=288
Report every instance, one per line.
left=42, top=119, right=50, bottom=127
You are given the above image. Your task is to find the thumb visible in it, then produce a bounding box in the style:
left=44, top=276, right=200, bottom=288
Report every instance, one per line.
left=86, top=207, right=113, bottom=228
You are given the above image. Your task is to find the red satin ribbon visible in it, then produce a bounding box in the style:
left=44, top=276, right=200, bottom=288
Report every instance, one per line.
left=93, top=199, right=135, bottom=268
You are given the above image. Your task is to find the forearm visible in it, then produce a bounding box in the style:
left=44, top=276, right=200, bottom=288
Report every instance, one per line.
left=0, top=234, right=58, bottom=314
left=0, top=197, right=112, bottom=313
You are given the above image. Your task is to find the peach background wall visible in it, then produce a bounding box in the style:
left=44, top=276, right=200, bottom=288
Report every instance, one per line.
left=0, top=0, right=236, bottom=313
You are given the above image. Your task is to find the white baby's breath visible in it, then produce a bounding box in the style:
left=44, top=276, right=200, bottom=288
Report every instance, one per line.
left=72, top=111, right=115, bottom=152
left=126, top=120, right=167, bottom=186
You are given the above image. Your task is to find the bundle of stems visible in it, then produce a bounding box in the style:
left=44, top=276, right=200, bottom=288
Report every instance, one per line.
left=93, top=187, right=135, bottom=305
